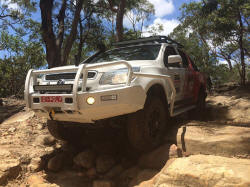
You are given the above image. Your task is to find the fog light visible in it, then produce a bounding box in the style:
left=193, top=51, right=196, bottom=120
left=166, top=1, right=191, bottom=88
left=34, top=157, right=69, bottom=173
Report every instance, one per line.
left=86, top=97, right=95, bottom=105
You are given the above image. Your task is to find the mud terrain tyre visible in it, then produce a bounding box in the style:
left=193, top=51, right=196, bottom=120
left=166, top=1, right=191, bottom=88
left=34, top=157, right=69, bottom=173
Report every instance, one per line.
left=127, top=96, right=168, bottom=152
left=189, top=89, right=206, bottom=120
left=47, top=120, right=83, bottom=142
left=196, top=89, right=206, bottom=113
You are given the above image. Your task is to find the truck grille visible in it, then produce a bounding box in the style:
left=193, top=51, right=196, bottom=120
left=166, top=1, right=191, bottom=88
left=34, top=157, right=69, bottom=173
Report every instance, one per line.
left=45, top=72, right=96, bottom=80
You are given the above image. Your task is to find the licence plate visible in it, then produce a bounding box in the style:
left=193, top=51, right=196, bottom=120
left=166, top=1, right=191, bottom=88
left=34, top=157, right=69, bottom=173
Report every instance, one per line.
left=41, top=96, right=62, bottom=103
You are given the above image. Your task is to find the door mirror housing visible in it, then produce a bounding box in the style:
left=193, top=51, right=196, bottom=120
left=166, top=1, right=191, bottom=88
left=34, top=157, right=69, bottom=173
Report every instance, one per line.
left=168, top=55, right=182, bottom=64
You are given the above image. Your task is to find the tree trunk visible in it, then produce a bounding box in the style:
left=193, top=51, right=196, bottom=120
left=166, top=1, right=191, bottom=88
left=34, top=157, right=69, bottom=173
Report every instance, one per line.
left=40, top=0, right=83, bottom=68
left=116, top=0, right=126, bottom=42
left=226, top=59, right=233, bottom=71
left=75, top=19, right=83, bottom=66
left=62, top=0, right=84, bottom=66
left=238, top=10, right=246, bottom=86
left=40, top=0, right=60, bottom=68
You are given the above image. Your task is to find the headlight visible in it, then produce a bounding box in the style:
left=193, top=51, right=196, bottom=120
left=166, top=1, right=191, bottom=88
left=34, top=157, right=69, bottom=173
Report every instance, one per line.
left=100, top=69, right=128, bottom=85
left=99, top=67, right=140, bottom=85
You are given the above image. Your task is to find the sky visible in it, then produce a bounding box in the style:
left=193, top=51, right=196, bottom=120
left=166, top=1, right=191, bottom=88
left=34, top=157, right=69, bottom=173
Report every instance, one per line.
left=0, top=0, right=201, bottom=58
left=1, top=0, right=200, bottom=37
left=124, top=0, right=201, bottom=36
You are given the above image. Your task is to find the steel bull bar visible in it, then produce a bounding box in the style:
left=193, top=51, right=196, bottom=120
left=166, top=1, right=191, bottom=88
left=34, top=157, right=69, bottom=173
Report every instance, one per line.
left=24, top=61, right=176, bottom=116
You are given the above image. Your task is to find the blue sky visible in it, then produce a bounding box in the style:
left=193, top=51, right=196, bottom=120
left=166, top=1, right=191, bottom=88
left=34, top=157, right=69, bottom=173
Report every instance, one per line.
left=123, top=0, right=200, bottom=36
left=0, top=0, right=200, bottom=37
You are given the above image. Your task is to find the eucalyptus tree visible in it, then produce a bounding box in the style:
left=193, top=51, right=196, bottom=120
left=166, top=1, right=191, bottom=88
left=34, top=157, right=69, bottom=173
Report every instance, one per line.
left=173, top=0, right=249, bottom=85
left=39, top=0, right=84, bottom=68
left=125, top=0, right=155, bottom=38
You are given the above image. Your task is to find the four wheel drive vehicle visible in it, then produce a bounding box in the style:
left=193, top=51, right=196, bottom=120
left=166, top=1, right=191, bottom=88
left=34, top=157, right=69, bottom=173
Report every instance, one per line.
left=24, top=36, right=207, bottom=151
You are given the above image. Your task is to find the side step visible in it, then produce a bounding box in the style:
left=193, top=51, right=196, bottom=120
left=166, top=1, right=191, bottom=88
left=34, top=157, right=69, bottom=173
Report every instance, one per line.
left=171, top=105, right=196, bottom=117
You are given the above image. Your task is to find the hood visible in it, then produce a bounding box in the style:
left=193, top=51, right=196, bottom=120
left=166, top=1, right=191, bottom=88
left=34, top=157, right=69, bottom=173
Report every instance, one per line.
left=46, top=60, right=158, bottom=73
left=84, top=60, right=158, bottom=73
left=49, top=65, right=77, bottom=72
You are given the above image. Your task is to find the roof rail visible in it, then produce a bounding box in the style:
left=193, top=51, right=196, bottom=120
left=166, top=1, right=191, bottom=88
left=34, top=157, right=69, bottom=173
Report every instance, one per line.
left=113, top=35, right=184, bottom=48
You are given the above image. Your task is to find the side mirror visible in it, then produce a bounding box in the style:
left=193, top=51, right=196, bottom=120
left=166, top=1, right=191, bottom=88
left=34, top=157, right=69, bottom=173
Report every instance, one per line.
left=168, top=55, right=182, bottom=64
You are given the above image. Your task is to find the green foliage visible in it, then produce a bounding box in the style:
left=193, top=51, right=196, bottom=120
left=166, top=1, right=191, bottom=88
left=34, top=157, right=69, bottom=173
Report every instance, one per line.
left=0, top=31, right=45, bottom=97
left=170, top=0, right=249, bottom=85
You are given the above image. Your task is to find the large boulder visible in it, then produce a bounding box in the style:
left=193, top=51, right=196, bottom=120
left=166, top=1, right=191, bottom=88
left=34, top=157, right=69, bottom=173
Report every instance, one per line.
left=177, top=122, right=250, bottom=158
left=129, top=169, right=158, bottom=187
left=0, top=149, right=21, bottom=185
left=116, top=167, right=141, bottom=187
left=35, top=135, right=56, bottom=146
left=96, top=154, right=116, bottom=173
left=137, top=155, right=250, bottom=187
left=138, top=143, right=182, bottom=169
left=73, top=150, right=96, bottom=169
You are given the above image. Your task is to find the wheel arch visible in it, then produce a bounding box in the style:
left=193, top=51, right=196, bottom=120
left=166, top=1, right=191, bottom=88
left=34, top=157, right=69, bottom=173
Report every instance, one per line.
left=145, top=83, right=168, bottom=107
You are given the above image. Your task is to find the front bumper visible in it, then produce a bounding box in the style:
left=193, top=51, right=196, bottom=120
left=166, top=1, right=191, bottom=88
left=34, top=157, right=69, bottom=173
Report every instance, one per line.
left=31, top=85, right=146, bottom=123
left=25, top=61, right=176, bottom=123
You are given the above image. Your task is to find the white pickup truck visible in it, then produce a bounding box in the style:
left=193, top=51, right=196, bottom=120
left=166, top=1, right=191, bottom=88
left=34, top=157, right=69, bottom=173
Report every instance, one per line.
left=24, top=36, right=207, bottom=151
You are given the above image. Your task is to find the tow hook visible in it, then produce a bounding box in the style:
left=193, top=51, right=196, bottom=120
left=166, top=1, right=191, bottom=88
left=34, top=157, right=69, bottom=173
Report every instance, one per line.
left=49, top=109, right=55, bottom=120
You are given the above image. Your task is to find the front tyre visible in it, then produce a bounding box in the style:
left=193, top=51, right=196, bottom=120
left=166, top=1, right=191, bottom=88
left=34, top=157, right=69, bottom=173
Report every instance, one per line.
left=47, top=120, right=69, bottom=141
left=127, top=96, right=168, bottom=152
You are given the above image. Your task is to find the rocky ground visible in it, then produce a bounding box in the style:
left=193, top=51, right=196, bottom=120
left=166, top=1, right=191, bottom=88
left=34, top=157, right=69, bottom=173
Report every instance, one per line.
left=0, top=84, right=249, bottom=187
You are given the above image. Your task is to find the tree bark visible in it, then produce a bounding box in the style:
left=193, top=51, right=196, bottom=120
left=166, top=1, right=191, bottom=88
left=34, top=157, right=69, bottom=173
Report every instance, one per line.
left=238, top=10, right=246, bottom=86
left=40, top=0, right=83, bottom=68
left=226, top=58, right=233, bottom=71
left=62, top=0, right=84, bottom=66
left=40, top=0, right=58, bottom=68
left=115, top=0, right=126, bottom=42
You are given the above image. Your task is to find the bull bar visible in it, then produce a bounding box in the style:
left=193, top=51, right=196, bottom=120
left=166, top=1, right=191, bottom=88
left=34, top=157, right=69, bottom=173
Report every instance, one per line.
left=24, top=61, right=176, bottom=116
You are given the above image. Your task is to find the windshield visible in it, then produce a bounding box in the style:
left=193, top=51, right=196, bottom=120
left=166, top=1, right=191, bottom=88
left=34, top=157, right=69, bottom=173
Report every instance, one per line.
left=87, top=44, right=161, bottom=64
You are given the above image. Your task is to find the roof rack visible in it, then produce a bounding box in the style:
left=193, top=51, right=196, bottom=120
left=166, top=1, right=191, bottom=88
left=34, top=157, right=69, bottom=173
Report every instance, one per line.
left=113, top=35, right=184, bottom=48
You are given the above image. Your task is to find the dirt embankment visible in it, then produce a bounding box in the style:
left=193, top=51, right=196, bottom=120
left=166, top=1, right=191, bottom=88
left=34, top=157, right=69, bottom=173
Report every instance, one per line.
left=0, top=85, right=249, bottom=187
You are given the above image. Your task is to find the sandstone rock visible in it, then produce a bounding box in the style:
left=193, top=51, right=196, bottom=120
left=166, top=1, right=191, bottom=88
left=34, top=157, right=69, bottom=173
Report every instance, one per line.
left=96, top=155, right=116, bottom=173
left=169, top=144, right=182, bottom=158
left=104, top=164, right=123, bottom=179
left=129, top=169, right=158, bottom=187
left=92, top=141, right=117, bottom=155
left=93, top=180, right=114, bottom=187
left=138, top=143, right=173, bottom=169
left=121, top=157, right=136, bottom=169
left=0, top=158, right=21, bottom=185
left=27, top=174, right=46, bottom=185
left=2, top=111, right=34, bottom=125
left=73, top=150, right=96, bottom=169
left=140, top=155, right=250, bottom=187
left=116, top=167, right=141, bottom=187
left=37, top=123, right=45, bottom=130
left=28, top=157, right=44, bottom=172
left=26, top=174, right=59, bottom=187
left=0, top=149, right=11, bottom=158
left=8, top=127, right=16, bottom=133
left=47, top=153, right=65, bottom=172
left=35, top=135, right=56, bottom=146
left=86, top=167, right=97, bottom=179
left=177, top=123, right=250, bottom=158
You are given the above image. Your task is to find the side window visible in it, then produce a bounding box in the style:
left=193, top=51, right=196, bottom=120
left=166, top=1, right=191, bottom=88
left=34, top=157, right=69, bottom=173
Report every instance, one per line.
left=164, top=46, right=177, bottom=67
left=178, top=49, right=189, bottom=68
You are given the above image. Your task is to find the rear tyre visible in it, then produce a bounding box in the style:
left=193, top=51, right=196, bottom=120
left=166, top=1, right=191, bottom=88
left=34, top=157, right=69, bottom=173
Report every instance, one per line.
left=196, top=90, right=206, bottom=113
left=188, top=89, right=206, bottom=120
left=127, top=96, right=168, bottom=152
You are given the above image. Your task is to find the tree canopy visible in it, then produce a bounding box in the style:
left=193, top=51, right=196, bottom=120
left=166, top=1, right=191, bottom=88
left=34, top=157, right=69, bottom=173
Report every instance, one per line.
left=0, top=0, right=249, bottom=97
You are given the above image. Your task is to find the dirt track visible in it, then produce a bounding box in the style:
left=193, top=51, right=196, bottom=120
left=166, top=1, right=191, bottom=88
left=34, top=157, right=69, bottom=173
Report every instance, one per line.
left=0, top=85, right=249, bottom=187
